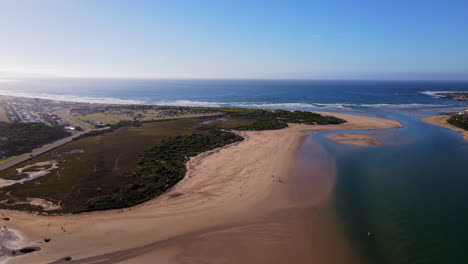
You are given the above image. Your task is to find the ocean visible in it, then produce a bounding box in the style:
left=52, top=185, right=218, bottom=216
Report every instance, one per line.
left=1, top=78, right=468, bottom=263
left=0, top=79, right=467, bottom=113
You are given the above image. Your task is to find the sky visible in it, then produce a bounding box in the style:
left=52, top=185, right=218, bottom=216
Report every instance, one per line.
left=0, top=0, right=467, bottom=80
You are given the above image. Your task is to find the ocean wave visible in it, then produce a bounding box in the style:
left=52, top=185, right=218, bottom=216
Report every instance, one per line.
left=0, top=92, right=449, bottom=110
left=420, top=91, right=466, bottom=98
left=359, top=103, right=445, bottom=109
left=153, top=100, right=352, bottom=109
left=235, top=102, right=350, bottom=109
left=154, top=100, right=224, bottom=107
left=154, top=100, right=446, bottom=110
left=0, top=90, right=146, bottom=105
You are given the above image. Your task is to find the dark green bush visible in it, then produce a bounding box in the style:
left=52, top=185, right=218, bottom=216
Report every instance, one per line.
left=232, top=109, right=345, bottom=130
left=86, top=129, right=243, bottom=211
left=0, top=122, right=70, bottom=157
left=448, top=114, right=468, bottom=130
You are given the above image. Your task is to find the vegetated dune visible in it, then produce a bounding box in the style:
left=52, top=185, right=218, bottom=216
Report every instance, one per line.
left=4, top=112, right=401, bottom=264
left=423, top=115, right=468, bottom=140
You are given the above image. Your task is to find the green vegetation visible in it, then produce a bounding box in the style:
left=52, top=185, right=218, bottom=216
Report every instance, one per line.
left=218, top=108, right=345, bottom=130
left=448, top=113, right=468, bottom=130
left=0, top=122, right=70, bottom=157
left=0, top=118, right=207, bottom=213
left=74, top=120, right=142, bottom=140
left=0, top=108, right=346, bottom=213
left=437, top=92, right=468, bottom=101
left=74, top=105, right=220, bottom=126
left=87, top=128, right=243, bottom=211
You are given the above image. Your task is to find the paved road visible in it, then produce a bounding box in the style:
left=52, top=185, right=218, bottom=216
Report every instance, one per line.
left=0, top=131, right=86, bottom=172
left=55, top=109, right=94, bottom=131
left=0, top=109, right=98, bottom=172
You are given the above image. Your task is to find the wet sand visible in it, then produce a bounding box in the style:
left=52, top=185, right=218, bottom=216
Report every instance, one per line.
left=423, top=115, right=468, bottom=140
left=326, top=133, right=384, bottom=146
left=3, top=112, right=401, bottom=264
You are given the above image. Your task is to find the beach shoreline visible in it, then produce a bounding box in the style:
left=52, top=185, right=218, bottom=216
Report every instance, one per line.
left=422, top=115, right=468, bottom=140
left=3, top=112, right=401, bottom=264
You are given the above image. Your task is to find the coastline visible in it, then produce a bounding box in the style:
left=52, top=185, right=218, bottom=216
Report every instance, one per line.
left=3, top=112, right=401, bottom=264
left=422, top=115, right=468, bottom=140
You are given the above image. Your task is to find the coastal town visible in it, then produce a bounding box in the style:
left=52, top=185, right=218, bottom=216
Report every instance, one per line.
left=0, top=95, right=89, bottom=130
left=0, top=95, right=220, bottom=130
left=0, top=95, right=222, bottom=170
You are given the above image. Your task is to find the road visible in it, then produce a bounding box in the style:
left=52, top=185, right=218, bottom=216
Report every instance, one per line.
left=0, top=131, right=87, bottom=172
left=54, top=108, right=94, bottom=131
left=0, top=110, right=94, bottom=172
left=0, top=105, right=9, bottom=122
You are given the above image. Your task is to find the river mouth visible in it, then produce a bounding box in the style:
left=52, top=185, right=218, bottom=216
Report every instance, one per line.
left=288, top=133, right=363, bottom=264
left=313, top=111, right=468, bottom=264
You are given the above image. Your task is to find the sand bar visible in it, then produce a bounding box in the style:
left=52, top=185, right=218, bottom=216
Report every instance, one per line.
left=326, top=133, right=384, bottom=146
left=423, top=115, right=468, bottom=140
left=3, top=112, right=401, bottom=264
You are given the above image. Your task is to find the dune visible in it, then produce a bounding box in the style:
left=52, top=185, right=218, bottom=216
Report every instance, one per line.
left=3, top=112, right=401, bottom=264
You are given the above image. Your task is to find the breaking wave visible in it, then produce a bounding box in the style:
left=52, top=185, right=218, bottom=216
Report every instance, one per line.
left=420, top=91, right=466, bottom=98
left=153, top=100, right=446, bottom=110
left=0, top=91, right=448, bottom=110
left=0, top=90, right=146, bottom=105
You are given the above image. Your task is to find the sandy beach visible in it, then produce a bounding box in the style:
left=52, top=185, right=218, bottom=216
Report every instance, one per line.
left=2, top=112, right=401, bottom=264
left=423, top=115, right=468, bottom=140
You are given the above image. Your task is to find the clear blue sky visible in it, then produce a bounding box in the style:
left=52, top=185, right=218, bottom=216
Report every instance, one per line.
left=1, top=0, right=467, bottom=80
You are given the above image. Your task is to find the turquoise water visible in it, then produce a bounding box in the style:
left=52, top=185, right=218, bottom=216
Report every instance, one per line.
left=310, top=110, right=468, bottom=263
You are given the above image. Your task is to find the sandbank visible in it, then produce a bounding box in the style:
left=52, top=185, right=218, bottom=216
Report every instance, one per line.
left=326, top=133, right=384, bottom=146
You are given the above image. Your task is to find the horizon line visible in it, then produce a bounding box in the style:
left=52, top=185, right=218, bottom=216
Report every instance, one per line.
left=2, top=76, right=468, bottom=83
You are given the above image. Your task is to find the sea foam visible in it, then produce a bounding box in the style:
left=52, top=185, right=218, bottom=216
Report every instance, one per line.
left=420, top=91, right=466, bottom=98
left=153, top=100, right=446, bottom=110
left=0, top=90, right=145, bottom=105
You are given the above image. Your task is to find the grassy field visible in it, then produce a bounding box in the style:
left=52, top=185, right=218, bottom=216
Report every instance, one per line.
left=77, top=112, right=124, bottom=124
left=0, top=115, right=252, bottom=212
left=0, top=109, right=345, bottom=213
left=0, top=118, right=209, bottom=213
left=0, top=154, right=24, bottom=165
left=76, top=110, right=218, bottom=125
